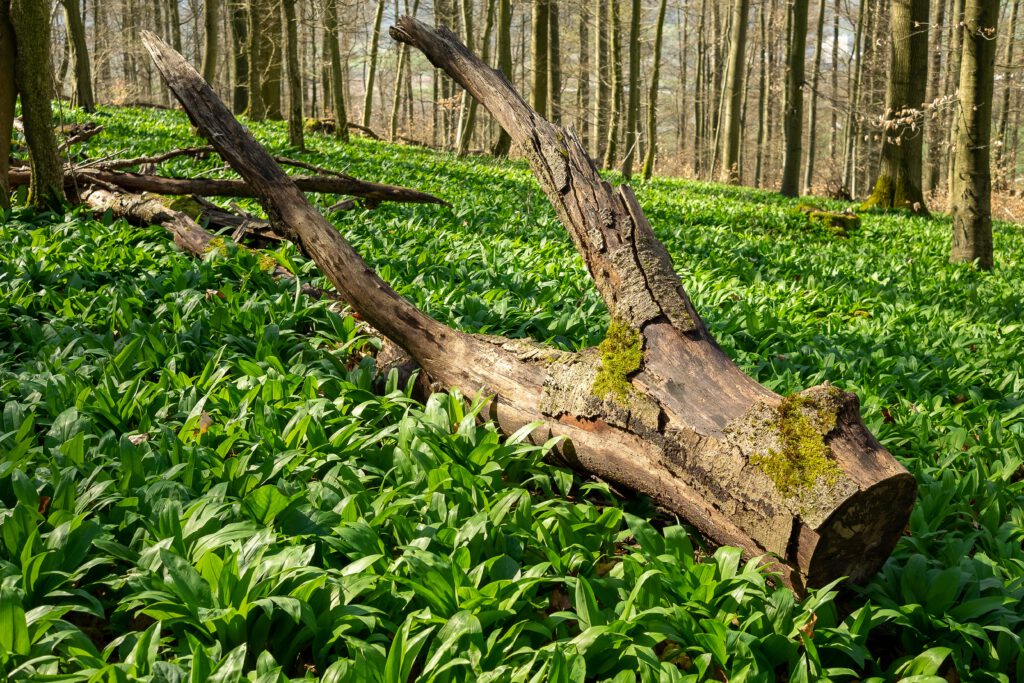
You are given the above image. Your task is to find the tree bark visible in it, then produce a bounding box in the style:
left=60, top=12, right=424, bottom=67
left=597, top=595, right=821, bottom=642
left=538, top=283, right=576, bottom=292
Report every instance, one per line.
left=843, top=0, right=869, bottom=196
left=0, top=0, right=13, bottom=209
left=578, top=5, right=590, bottom=152
left=362, top=0, right=385, bottom=129
left=245, top=0, right=266, bottom=120
left=530, top=0, right=549, bottom=118
left=949, top=0, right=998, bottom=269
left=261, top=0, right=283, bottom=120
left=863, top=0, right=930, bottom=214
left=754, top=3, right=768, bottom=188
left=945, top=0, right=966, bottom=193
left=602, top=0, right=621, bottom=170
left=720, top=0, right=750, bottom=184
left=168, top=0, right=182, bottom=53
left=781, top=0, right=809, bottom=197
left=641, top=0, right=667, bottom=181
left=622, top=0, right=641, bottom=179
left=60, top=0, right=95, bottom=112
left=323, top=0, right=348, bottom=142
left=547, top=0, right=561, bottom=125
left=592, top=0, right=609, bottom=163
left=10, top=0, right=65, bottom=207
left=140, top=25, right=916, bottom=591
left=995, top=0, right=1020, bottom=188
left=491, top=0, right=512, bottom=156
left=802, top=0, right=826, bottom=193
left=923, top=0, right=946, bottom=193
left=201, top=0, right=219, bottom=85
left=282, top=0, right=303, bottom=149
left=230, top=1, right=249, bottom=114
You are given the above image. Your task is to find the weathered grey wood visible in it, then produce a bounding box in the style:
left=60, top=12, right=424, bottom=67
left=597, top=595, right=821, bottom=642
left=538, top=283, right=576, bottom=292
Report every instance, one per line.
left=141, top=26, right=915, bottom=590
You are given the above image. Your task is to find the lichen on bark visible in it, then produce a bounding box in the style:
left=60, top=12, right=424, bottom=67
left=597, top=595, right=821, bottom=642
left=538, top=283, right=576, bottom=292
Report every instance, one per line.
left=751, top=388, right=844, bottom=497
left=591, top=318, right=643, bottom=403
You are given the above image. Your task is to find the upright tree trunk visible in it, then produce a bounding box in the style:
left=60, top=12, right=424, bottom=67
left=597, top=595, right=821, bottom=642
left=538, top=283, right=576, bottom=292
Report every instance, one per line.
left=641, top=0, right=668, bottom=180
left=754, top=3, right=768, bottom=188
left=491, top=0, right=512, bottom=156
left=843, top=0, right=869, bottom=195
left=802, top=0, right=826, bottom=193
left=547, top=0, right=561, bottom=123
left=362, top=0, right=384, bottom=129
left=201, top=0, right=219, bottom=85
left=60, top=0, right=95, bottom=112
left=246, top=0, right=266, bottom=120
left=168, top=0, right=182, bottom=53
left=282, top=0, right=303, bottom=148
left=0, top=0, right=14, bottom=209
left=863, top=0, right=930, bottom=214
left=622, top=0, right=641, bottom=179
left=10, top=0, right=65, bottom=207
left=578, top=5, right=590, bottom=151
left=602, top=0, right=622, bottom=170
left=325, top=0, right=348, bottom=141
left=530, top=0, right=549, bottom=117
left=593, top=0, right=609, bottom=162
left=828, top=4, right=838, bottom=159
left=261, top=0, right=283, bottom=119
left=391, top=0, right=420, bottom=142
left=924, top=0, right=946, bottom=193
left=949, top=0, right=998, bottom=269
left=781, top=0, right=809, bottom=197
left=945, top=0, right=966, bottom=192
left=231, top=1, right=248, bottom=114
left=995, top=0, right=1020, bottom=187
left=720, top=0, right=750, bottom=184
left=457, top=0, right=494, bottom=155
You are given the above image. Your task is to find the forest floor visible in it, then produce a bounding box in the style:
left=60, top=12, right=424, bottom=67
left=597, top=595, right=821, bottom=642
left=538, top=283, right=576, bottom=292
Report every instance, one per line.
left=1, top=106, right=1023, bottom=681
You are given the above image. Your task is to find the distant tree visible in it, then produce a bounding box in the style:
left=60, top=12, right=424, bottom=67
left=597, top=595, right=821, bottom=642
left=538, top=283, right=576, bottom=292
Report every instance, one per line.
left=324, top=0, right=348, bottom=142
left=720, top=0, right=750, bottom=184
left=547, top=0, right=561, bottom=123
left=363, top=0, right=384, bottom=128
left=201, top=0, right=220, bottom=85
left=622, top=0, right=641, bottom=179
left=863, top=0, right=930, bottom=214
left=261, top=0, right=284, bottom=120
left=0, top=0, right=13, bottom=208
left=949, top=0, right=998, bottom=269
left=946, top=0, right=966, bottom=192
left=995, top=0, right=1020, bottom=187
left=282, top=0, right=303, bottom=149
left=577, top=4, right=590, bottom=151
left=530, top=0, right=549, bottom=117
left=781, top=0, right=809, bottom=197
left=9, top=0, right=64, bottom=207
left=592, top=0, right=609, bottom=162
left=602, top=0, right=622, bottom=170
left=803, top=0, right=826, bottom=192
left=923, top=0, right=946, bottom=193
left=491, top=0, right=512, bottom=156
left=59, top=0, right=94, bottom=112
left=230, top=2, right=248, bottom=114
left=641, top=0, right=668, bottom=180
left=245, top=0, right=266, bottom=120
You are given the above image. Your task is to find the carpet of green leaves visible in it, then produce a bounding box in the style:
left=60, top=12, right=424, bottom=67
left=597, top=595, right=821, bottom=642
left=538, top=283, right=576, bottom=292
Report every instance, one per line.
left=1, top=106, right=1023, bottom=681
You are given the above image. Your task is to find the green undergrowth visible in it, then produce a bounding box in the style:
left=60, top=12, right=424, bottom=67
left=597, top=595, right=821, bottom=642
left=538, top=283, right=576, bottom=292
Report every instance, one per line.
left=0, top=106, right=1023, bottom=681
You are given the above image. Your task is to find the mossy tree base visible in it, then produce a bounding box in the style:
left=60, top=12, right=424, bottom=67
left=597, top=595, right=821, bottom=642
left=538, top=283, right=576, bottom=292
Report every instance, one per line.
left=861, top=173, right=930, bottom=217
left=796, top=204, right=861, bottom=237
left=141, top=25, right=917, bottom=592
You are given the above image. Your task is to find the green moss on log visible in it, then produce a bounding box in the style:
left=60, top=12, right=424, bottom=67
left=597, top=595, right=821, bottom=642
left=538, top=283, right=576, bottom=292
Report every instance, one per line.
left=752, top=391, right=844, bottom=497
left=591, top=319, right=643, bottom=403
left=795, top=203, right=861, bottom=237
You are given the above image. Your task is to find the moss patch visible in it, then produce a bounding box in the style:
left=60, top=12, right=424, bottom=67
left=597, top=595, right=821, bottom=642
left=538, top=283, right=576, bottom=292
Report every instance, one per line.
left=591, top=319, right=643, bottom=403
left=795, top=203, right=861, bottom=237
left=752, top=392, right=844, bottom=497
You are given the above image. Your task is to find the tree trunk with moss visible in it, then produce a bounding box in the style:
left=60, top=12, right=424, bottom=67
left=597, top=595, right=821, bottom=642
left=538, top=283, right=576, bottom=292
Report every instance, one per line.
left=720, top=0, right=750, bottom=184
left=949, top=0, right=997, bottom=269
left=602, top=0, right=622, bottom=170
left=60, top=0, right=94, bottom=112
left=10, top=0, right=64, bottom=207
left=362, top=0, right=385, bottom=129
left=0, top=0, right=14, bottom=209
left=862, top=0, right=930, bottom=214
left=640, top=0, right=667, bottom=181
left=780, top=0, right=809, bottom=197
left=281, top=0, right=303, bottom=149
left=142, top=24, right=917, bottom=592
left=201, top=0, right=219, bottom=85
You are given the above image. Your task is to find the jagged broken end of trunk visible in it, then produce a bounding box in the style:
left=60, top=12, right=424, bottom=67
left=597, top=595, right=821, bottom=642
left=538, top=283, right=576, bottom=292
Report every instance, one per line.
left=136, top=24, right=916, bottom=591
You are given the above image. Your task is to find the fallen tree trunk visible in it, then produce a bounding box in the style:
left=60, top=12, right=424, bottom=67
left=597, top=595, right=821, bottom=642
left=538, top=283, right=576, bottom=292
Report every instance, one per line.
left=140, top=26, right=915, bottom=590
left=7, top=167, right=448, bottom=207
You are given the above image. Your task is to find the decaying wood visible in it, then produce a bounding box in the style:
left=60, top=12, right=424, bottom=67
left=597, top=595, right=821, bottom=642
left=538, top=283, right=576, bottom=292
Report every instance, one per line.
left=57, top=122, right=104, bottom=151
left=141, top=26, right=915, bottom=590
left=7, top=166, right=449, bottom=207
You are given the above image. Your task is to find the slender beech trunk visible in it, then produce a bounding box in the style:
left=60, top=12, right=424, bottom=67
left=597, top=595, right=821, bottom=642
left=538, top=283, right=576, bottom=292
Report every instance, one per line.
left=950, top=0, right=998, bottom=269
left=201, top=0, right=219, bottom=84
left=924, top=0, right=946, bottom=193
left=602, top=0, right=622, bottom=170
left=547, top=0, right=561, bottom=123
left=60, top=0, right=94, bottom=112
left=491, top=0, right=512, bottom=156
left=391, top=0, right=420, bottom=141
left=863, top=0, right=930, bottom=214
left=282, top=0, right=302, bottom=148
left=261, top=0, right=283, bottom=119
left=843, top=0, right=869, bottom=195
left=720, top=0, right=750, bottom=184
left=995, top=0, right=1020, bottom=187
left=694, top=0, right=707, bottom=177
left=231, top=1, right=248, bottom=114
left=0, top=0, right=14, bottom=209
left=578, top=5, right=590, bottom=151
left=361, top=0, right=384, bottom=128
left=641, top=0, right=668, bottom=180
left=828, top=4, right=838, bottom=160
left=593, top=0, right=609, bottom=162
left=622, top=0, right=641, bottom=178
left=10, top=0, right=65, bottom=207
left=802, top=0, right=826, bottom=193
left=781, top=0, right=809, bottom=197
left=754, top=3, right=767, bottom=188
left=530, top=0, right=549, bottom=117
left=169, top=0, right=182, bottom=52
left=457, top=0, right=494, bottom=155
left=245, top=0, right=265, bottom=120
left=946, top=0, right=966, bottom=192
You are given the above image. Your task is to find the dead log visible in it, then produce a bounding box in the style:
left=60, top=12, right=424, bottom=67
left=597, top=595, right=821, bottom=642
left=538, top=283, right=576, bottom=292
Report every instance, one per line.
left=7, top=167, right=449, bottom=207
left=140, top=27, right=915, bottom=590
